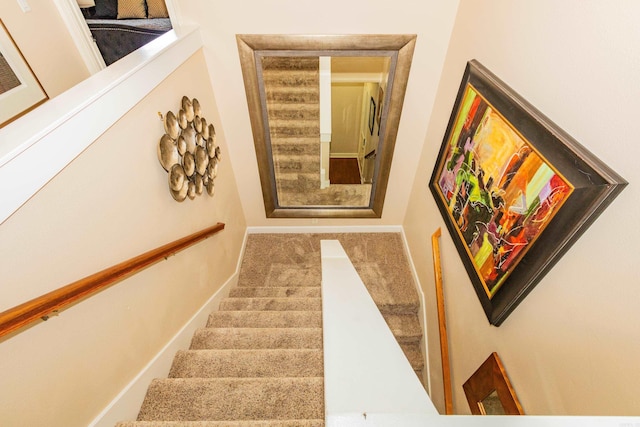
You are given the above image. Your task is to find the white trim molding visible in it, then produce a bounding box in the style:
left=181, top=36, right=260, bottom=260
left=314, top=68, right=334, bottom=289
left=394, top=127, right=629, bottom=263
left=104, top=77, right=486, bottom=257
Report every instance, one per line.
left=247, top=225, right=403, bottom=234
left=399, top=228, right=432, bottom=396
left=89, top=270, right=239, bottom=427
left=52, top=0, right=106, bottom=74
left=88, top=229, right=249, bottom=426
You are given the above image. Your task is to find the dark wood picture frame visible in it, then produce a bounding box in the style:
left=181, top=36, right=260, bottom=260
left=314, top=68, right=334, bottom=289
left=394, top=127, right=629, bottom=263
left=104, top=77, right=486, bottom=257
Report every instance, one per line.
left=368, top=96, right=376, bottom=135
left=463, top=352, right=523, bottom=415
left=429, top=59, right=627, bottom=325
left=376, top=86, right=384, bottom=136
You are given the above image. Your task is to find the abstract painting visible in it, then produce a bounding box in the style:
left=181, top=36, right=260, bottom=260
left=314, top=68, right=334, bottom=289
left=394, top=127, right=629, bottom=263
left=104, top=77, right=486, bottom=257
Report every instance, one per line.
left=430, top=60, right=627, bottom=325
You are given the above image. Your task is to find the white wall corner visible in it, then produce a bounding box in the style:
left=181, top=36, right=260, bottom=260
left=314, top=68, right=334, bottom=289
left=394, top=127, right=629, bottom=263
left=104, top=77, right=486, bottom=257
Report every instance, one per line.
left=53, top=0, right=106, bottom=74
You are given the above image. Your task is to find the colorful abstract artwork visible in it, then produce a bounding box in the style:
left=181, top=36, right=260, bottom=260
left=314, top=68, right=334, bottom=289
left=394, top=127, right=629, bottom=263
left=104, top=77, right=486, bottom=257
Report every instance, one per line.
left=435, top=85, right=573, bottom=298
left=430, top=60, right=626, bottom=325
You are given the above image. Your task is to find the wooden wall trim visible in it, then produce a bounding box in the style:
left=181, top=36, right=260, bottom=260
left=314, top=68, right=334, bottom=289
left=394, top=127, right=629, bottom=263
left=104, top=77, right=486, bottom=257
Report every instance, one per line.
left=0, top=222, right=225, bottom=339
left=433, top=227, right=453, bottom=414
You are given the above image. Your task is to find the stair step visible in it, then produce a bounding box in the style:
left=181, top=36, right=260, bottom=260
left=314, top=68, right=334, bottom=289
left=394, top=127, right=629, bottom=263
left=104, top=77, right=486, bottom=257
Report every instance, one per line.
left=376, top=302, right=420, bottom=315
left=219, top=297, right=321, bottom=312
left=267, top=103, right=319, bottom=120
left=399, top=342, right=425, bottom=371
left=274, top=173, right=321, bottom=192
left=269, top=125, right=319, bottom=138
left=229, top=287, right=321, bottom=298
left=239, top=264, right=321, bottom=288
left=269, top=118, right=318, bottom=127
left=137, top=377, right=324, bottom=421
left=351, top=260, right=421, bottom=314
left=277, top=184, right=371, bottom=207
left=265, top=88, right=319, bottom=104
left=382, top=313, right=422, bottom=343
left=262, top=70, right=318, bottom=87
left=207, top=311, right=322, bottom=329
left=265, top=264, right=321, bottom=287
left=262, top=56, right=319, bottom=71
left=191, top=328, right=322, bottom=350
left=270, top=137, right=319, bottom=156
left=273, top=154, right=319, bottom=174
left=169, top=349, right=323, bottom=378
left=117, top=420, right=324, bottom=426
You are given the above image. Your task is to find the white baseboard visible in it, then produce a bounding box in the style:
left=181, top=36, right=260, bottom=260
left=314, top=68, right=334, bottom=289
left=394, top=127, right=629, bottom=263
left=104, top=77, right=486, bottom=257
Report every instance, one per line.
left=248, top=225, right=403, bottom=234
left=329, top=154, right=358, bottom=158
left=89, top=230, right=249, bottom=426
left=88, top=227, right=432, bottom=425
left=399, top=229, right=432, bottom=397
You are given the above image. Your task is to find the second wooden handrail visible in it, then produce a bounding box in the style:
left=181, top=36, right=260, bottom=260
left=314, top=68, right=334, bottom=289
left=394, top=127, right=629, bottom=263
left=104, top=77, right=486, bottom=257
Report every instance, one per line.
left=432, top=227, right=453, bottom=415
left=0, top=222, right=225, bottom=339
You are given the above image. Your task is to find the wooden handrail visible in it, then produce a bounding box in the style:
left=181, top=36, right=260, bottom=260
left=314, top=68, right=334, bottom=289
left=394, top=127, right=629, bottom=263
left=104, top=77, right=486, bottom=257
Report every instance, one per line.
left=432, top=227, right=453, bottom=415
left=0, top=222, right=225, bottom=339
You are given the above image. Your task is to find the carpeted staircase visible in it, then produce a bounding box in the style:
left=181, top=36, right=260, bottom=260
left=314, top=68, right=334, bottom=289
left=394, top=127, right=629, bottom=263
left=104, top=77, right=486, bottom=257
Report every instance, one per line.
left=116, top=233, right=423, bottom=426
left=262, top=57, right=372, bottom=207
left=263, top=56, right=322, bottom=207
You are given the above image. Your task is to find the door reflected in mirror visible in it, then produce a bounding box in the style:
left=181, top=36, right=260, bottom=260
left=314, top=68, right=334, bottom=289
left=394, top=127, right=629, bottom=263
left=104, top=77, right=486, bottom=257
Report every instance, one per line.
left=237, top=34, right=416, bottom=218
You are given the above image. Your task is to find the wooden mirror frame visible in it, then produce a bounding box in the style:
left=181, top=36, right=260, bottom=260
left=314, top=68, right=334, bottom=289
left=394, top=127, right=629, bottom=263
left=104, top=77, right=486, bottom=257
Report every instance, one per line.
left=462, top=352, right=524, bottom=415
left=236, top=34, right=416, bottom=218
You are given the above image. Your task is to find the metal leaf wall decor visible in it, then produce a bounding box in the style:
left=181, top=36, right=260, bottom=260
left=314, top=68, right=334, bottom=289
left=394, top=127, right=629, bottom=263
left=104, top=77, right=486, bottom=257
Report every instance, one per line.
left=157, top=96, right=222, bottom=202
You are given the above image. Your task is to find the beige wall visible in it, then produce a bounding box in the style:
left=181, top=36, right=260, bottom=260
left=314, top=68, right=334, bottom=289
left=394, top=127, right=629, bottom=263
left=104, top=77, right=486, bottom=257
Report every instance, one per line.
left=1, top=0, right=90, bottom=98
left=404, top=0, right=639, bottom=416
left=0, top=50, right=246, bottom=426
left=331, top=83, right=364, bottom=157
left=176, top=0, right=460, bottom=226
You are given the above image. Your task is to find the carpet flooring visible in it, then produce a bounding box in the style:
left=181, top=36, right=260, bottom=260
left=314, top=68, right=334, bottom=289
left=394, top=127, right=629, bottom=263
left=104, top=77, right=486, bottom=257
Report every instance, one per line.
left=116, top=233, right=424, bottom=426
left=264, top=58, right=371, bottom=207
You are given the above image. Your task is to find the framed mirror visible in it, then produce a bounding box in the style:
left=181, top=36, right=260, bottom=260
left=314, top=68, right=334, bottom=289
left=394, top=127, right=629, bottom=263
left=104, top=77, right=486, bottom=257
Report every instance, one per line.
left=0, top=19, right=47, bottom=128
left=462, top=352, right=524, bottom=415
left=237, top=34, right=416, bottom=218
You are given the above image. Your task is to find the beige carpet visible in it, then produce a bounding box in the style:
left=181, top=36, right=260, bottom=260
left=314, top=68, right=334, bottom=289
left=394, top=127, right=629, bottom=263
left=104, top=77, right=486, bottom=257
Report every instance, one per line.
left=264, top=58, right=371, bottom=207
left=238, top=233, right=425, bottom=376
left=264, top=57, right=322, bottom=207
left=115, top=233, right=424, bottom=426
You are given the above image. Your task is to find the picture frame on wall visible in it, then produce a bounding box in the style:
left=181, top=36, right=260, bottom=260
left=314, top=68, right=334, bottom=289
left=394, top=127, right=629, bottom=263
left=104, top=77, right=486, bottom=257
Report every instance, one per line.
left=462, top=352, right=524, bottom=415
left=376, top=86, right=384, bottom=136
left=0, top=19, right=48, bottom=128
left=429, top=59, right=627, bottom=326
left=368, top=96, right=376, bottom=135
